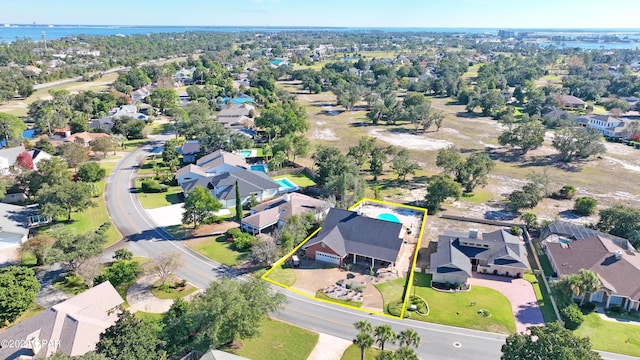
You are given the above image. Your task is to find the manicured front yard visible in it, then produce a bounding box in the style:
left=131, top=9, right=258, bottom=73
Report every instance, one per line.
left=524, top=273, right=557, bottom=322
left=150, top=275, right=198, bottom=300
left=272, top=173, right=317, bottom=187
left=375, top=277, right=407, bottom=314
left=186, top=236, right=248, bottom=266
left=406, top=273, right=516, bottom=334
left=265, top=265, right=297, bottom=287
left=575, top=312, right=640, bottom=357
left=341, top=344, right=382, bottom=360
left=230, top=318, right=318, bottom=360
left=135, top=178, right=183, bottom=209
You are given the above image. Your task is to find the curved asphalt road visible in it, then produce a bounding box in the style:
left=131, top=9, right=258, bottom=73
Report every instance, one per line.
left=104, top=138, right=634, bottom=360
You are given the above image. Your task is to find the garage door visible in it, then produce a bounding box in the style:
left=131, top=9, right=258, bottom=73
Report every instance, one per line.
left=316, top=251, right=341, bottom=265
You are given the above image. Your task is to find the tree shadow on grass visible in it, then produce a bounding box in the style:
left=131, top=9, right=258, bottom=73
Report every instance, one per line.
left=165, top=193, right=184, bottom=205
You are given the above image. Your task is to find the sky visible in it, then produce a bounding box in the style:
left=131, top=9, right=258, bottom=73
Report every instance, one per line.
left=1, top=0, right=640, bottom=29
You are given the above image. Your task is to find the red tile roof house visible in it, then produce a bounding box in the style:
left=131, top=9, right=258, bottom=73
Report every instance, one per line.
left=302, top=208, right=405, bottom=270
left=0, top=281, right=123, bottom=359
left=541, top=221, right=640, bottom=311
left=240, top=193, right=329, bottom=235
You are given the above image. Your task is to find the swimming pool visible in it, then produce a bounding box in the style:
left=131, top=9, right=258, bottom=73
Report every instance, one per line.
left=239, top=150, right=253, bottom=158
left=250, top=164, right=268, bottom=173
left=276, top=178, right=297, bottom=191
left=377, top=213, right=401, bottom=223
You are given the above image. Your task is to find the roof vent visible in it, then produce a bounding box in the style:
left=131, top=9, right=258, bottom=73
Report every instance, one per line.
left=469, top=228, right=478, bottom=239
left=614, top=250, right=623, bottom=260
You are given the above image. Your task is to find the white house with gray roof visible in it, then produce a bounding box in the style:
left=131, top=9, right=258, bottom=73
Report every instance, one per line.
left=430, top=229, right=529, bottom=286
left=181, top=168, right=279, bottom=209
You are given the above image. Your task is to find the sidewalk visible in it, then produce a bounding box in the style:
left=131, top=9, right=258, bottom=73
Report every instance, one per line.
left=307, top=333, right=352, bottom=360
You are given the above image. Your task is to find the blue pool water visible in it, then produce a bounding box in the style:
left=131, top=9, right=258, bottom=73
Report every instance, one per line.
left=559, top=238, right=571, bottom=245
left=250, top=164, right=268, bottom=173
left=276, top=178, right=297, bottom=190
left=377, top=213, right=401, bottom=223
left=239, top=150, right=253, bottom=158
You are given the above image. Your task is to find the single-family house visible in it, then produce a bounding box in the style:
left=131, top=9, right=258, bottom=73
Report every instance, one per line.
left=543, top=231, right=640, bottom=311
left=241, top=193, right=329, bottom=235
left=0, top=203, right=31, bottom=249
left=176, top=150, right=248, bottom=185
left=28, top=148, right=52, bottom=170
left=602, top=119, right=640, bottom=139
left=180, top=140, right=201, bottom=163
left=218, top=115, right=254, bottom=130
left=181, top=168, right=279, bottom=209
left=0, top=281, right=124, bottom=359
left=196, top=349, right=251, bottom=360
left=586, top=115, right=625, bottom=134
left=217, top=103, right=255, bottom=122
left=0, top=145, right=26, bottom=175
left=540, top=221, right=640, bottom=311
left=302, top=208, right=405, bottom=268
left=57, top=132, right=109, bottom=147
left=429, top=229, right=529, bottom=286
left=542, top=109, right=578, bottom=123
left=552, top=94, right=586, bottom=109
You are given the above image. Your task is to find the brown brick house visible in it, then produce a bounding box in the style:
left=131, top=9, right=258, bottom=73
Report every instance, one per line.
left=302, top=208, right=404, bottom=268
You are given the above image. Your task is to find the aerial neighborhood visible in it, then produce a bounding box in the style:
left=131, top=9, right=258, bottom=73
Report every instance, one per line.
left=0, top=20, right=640, bottom=360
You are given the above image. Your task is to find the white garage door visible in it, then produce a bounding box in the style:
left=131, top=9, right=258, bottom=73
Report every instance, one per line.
left=316, top=251, right=341, bottom=265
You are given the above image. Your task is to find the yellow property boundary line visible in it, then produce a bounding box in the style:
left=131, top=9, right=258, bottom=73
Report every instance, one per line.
left=261, top=198, right=427, bottom=320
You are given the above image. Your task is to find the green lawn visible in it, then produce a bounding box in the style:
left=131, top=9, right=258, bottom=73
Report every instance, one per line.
left=524, top=273, right=557, bottom=323
left=265, top=265, right=297, bottom=287
left=135, top=311, right=164, bottom=323
left=272, top=173, right=317, bottom=187
left=186, top=236, right=248, bottom=266
left=151, top=278, right=198, bottom=300
left=341, top=344, right=382, bottom=360
left=135, top=179, right=183, bottom=209
left=410, top=273, right=516, bottom=334
left=147, top=122, right=174, bottom=135
left=230, top=318, right=318, bottom=360
left=124, top=139, right=149, bottom=151
left=575, top=313, right=640, bottom=357
left=53, top=275, right=88, bottom=295
left=316, top=290, right=363, bottom=308
left=21, top=251, right=37, bottom=267
left=375, top=277, right=407, bottom=313
left=54, top=160, right=121, bottom=247
left=461, top=191, right=493, bottom=203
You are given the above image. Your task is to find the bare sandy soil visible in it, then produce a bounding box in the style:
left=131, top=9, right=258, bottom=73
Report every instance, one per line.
left=367, top=128, right=453, bottom=151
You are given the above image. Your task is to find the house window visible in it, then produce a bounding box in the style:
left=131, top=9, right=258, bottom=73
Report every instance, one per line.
left=483, top=245, right=489, bottom=248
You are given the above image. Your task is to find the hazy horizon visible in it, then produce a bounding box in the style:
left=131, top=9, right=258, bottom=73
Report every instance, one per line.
left=2, top=0, right=640, bottom=29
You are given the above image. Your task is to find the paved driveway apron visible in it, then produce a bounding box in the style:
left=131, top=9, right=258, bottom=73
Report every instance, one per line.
left=468, top=274, right=545, bottom=333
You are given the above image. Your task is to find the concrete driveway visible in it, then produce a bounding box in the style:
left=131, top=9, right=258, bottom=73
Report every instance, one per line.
left=468, top=274, right=544, bottom=333
left=147, top=203, right=230, bottom=227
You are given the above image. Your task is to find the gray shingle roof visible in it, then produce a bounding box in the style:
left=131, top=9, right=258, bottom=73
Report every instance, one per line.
left=540, top=221, right=632, bottom=251
left=181, top=140, right=201, bottom=155
left=181, top=169, right=279, bottom=201
left=430, top=229, right=529, bottom=275
left=303, top=208, right=403, bottom=263
left=0, top=203, right=30, bottom=238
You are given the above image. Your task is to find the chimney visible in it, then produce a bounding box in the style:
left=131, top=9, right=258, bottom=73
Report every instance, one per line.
left=615, top=250, right=623, bottom=260
left=283, top=194, right=290, bottom=202
left=469, top=228, right=478, bottom=239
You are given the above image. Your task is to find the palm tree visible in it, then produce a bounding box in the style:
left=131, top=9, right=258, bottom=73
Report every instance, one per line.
left=375, top=350, right=397, bottom=360
left=577, top=268, right=600, bottom=304
left=374, top=325, right=396, bottom=351
left=354, top=320, right=373, bottom=335
left=353, top=332, right=375, bottom=360
left=397, top=329, right=420, bottom=349
left=395, top=346, right=419, bottom=360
